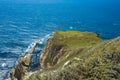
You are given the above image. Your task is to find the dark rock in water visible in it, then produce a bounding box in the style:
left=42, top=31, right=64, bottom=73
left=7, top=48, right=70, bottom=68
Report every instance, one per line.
left=3, top=71, right=10, bottom=80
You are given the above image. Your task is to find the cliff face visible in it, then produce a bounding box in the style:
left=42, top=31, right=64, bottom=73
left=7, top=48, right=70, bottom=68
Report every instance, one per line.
left=10, top=43, right=39, bottom=80
left=40, top=31, right=102, bottom=69
left=11, top=31, right=120, bottom=80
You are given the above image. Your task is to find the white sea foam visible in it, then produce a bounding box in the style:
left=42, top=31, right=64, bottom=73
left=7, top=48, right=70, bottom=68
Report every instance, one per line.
left=25, top=42, right=37, bottom=53
left=1, top=63, right=8, bottom=67
left=0, top=58, right=16, bottom=71
left=69, top=26, right=73, bottom=29
left=24, top=33, right=51, bottom=55
left=38, top=38, right=44, bottom=44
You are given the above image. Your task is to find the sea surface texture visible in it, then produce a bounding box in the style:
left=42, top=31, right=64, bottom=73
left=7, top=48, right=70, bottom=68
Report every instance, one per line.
left=0, top=1, right=120, bottom=79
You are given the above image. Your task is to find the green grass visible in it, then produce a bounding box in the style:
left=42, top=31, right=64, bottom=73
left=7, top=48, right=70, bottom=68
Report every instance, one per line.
left=27, top=31, right=120, bottom=80
left=55, top=31, right=102, bottom=46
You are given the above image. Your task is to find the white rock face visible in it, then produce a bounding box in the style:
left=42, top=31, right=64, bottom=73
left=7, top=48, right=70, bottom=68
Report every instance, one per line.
left=62, top=61, right=71, bottom=69
left=24, top=54, right=30, bottom=59
left=74, top=57, right=83, bottom=61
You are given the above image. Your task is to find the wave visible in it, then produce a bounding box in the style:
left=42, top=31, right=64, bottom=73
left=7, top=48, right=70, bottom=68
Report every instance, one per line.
left=0, top=57, right=17, bottom=70
left=24, top=33, right=51, bottom=53
left=0, top=33, right=52, bottom=80
left=8, top=21, right=16, bottom=24
left=0, top=52, right=19, bottom=58
left=9, top=24, right=18, bottom=28
left=25, top=21, right=31, bottom=25
left=0, top=46, right=25, bottom=55
left=0, top=52, right=19, bottom=80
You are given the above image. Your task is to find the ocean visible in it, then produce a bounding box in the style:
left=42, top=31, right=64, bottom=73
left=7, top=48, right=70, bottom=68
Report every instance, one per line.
left=0, top=2, right=120, bottom=79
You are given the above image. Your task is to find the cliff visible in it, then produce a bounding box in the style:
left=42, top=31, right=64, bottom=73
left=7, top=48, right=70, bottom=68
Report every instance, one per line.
left=40, top=31, right=102, bottom=68
left=11, top=31, right=120, bottom=80
left=10, top=42, right=39, bottom=80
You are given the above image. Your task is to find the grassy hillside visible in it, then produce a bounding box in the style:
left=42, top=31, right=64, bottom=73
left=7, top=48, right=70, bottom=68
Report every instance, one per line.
left=29, top=31, right=120, bottom=80
left=40, top=31, right=102, bottom=69
left=11, top=31, right=120, bottom=80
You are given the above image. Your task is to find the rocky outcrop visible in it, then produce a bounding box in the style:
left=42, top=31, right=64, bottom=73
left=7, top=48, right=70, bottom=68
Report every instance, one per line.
left=10, top=42, right=38, bottom=80
left=40, top=31, right=102, bottom=69
left=11, top=31, right=120, bottom=80
left=40, top=31, right=68, bottom=68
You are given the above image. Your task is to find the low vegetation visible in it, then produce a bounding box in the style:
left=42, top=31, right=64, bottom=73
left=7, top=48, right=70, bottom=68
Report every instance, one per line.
left=11, top=31, right=120, bottom=80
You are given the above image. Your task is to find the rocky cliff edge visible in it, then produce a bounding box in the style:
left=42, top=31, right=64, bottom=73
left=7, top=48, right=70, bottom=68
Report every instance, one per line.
left=11, top=31, right=120, bottom=80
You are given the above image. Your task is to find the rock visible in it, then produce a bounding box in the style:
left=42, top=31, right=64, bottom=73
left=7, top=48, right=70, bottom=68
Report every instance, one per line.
left=74, top=57, right=83, bottom=61
left=12, top=31, right=120, bottom=80
left=40, top=32, right=68, bottom=68
left=62, top=60, right=71, bottom=69
left=26, top=31, right=120, bottom=80
left=40, top=31, right=102, bottom=69
left=10, top=42, right=38, bottom=80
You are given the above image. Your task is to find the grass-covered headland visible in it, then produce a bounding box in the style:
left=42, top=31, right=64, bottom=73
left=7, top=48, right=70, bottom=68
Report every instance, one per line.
left=11, top=31, right=120, bottom=80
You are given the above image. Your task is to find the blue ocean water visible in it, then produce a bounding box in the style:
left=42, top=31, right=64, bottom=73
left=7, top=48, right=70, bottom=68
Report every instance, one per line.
left=0, top=2, right=120, bottom=79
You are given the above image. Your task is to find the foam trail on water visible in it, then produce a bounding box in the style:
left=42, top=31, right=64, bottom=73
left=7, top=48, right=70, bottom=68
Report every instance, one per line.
left=24, top=33, right=52, bottom=70
left=25, top=33, right=51, bottom=54
left=17, top=33, right=52, bottom=61
left=38, top=34, right=51, bottom=44
left=1, top=33, right=52, bottom=80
